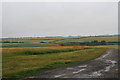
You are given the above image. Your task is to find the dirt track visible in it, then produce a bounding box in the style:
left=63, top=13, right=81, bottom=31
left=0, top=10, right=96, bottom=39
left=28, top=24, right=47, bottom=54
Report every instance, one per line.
left=26, top=49, right=119, bottom=78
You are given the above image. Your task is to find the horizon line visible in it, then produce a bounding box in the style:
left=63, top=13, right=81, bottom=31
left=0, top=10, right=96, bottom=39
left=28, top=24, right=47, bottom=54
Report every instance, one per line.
left=1, top=34, right=119, bottom=39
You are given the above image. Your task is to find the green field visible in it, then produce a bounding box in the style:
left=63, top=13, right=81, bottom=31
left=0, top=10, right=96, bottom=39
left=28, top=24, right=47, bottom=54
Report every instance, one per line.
left=1, top=36, right=119, bottom=78
left=1, top=36, right=119, bottom=48
left=3, top=46, right=107, bottom=78
left=2, top=43, right=58, bottom=48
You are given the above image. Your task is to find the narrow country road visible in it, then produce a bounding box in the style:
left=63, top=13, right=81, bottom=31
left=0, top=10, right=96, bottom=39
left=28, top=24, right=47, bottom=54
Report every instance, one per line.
left=25, top=49, right=119, bottom=79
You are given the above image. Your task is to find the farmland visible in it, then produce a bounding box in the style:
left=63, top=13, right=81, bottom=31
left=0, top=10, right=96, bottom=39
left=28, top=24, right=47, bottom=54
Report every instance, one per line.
left=1, top=36, right=119, bottom=78
left=1, top=36, right=119, bottom=48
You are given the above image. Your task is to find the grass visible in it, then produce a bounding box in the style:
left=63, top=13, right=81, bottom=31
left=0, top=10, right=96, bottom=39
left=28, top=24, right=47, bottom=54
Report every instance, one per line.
left=1, top=36, right=119, bottom=48
left=2, top=46, right=89, bottom=55
left=52, top=39, right=83, bottom=44
left=0, top=48, right=2, bottom=78
left=1, top=36, right=119, bottom=79
left=1, top=43, right=58, bottom=48
left=79, top=36, right=118, bottom=42
left=2, top=46, right=107, bottom=78
left=91, top=45, right=119, bottom=49
left=53, top=36, right=118, bottom=44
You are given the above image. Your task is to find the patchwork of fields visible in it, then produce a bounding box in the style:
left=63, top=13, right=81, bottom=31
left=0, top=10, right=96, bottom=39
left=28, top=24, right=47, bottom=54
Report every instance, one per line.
left=1, top=36, right=119, bottom=48
left=1, top=36, right=119, bottom=78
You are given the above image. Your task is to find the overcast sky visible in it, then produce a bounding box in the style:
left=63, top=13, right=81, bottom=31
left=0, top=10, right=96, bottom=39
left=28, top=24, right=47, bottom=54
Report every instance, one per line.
left=2, top=2, right=118, bottom=38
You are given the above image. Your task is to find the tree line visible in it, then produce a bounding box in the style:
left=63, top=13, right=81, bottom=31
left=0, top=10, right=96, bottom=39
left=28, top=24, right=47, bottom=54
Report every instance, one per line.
left=59, top=40, right=120, bottom=46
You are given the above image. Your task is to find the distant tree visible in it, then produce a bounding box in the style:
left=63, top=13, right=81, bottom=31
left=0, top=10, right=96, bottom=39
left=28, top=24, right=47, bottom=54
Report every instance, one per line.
left=3, top=41, right=10, bottom=43
left=92, top=40, right=98, bottom=43
left=60, top=44, right=64, bottom=46
left=68, top=35, right=72, bottom=37
left=101, top=40, right=106, bottom=45
left=101, top=40, right=106, bottom=43
left=40, top=41, right=45, bottom=43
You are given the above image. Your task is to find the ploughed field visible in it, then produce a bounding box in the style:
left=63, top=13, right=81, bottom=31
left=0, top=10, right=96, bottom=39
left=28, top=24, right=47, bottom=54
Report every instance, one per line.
left=1, top=36, right=119, bottom=78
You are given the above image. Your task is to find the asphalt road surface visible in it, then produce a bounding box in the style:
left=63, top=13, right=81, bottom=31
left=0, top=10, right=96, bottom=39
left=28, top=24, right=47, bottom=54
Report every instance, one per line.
left=26, top=49, right=119, bottom=79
